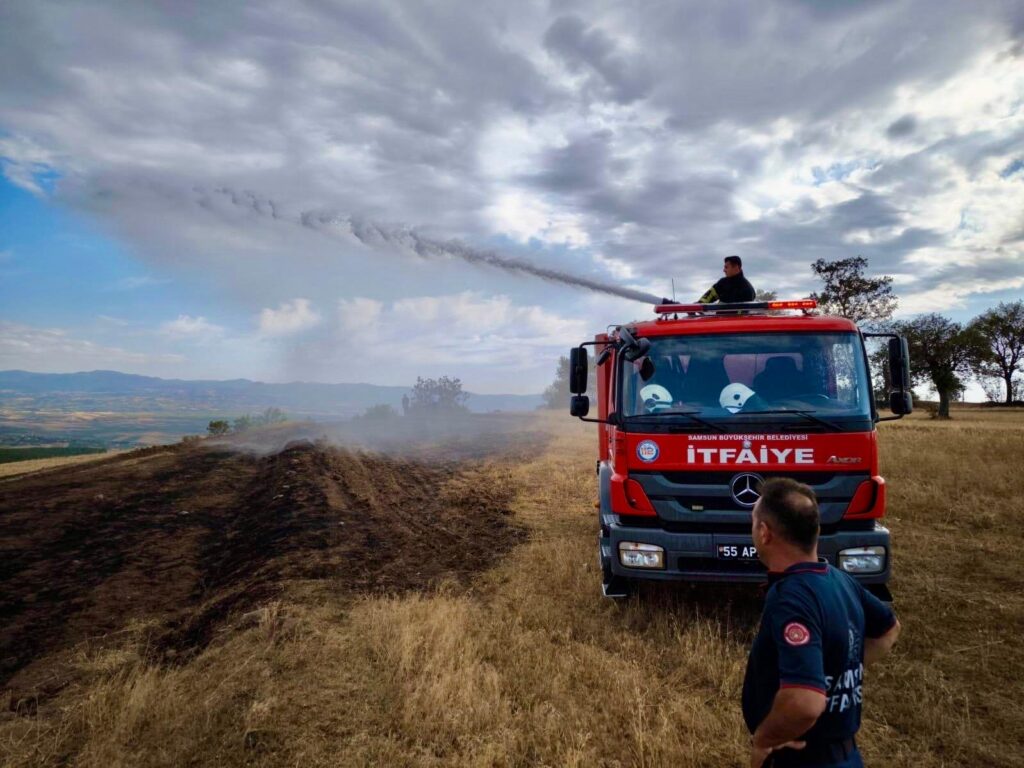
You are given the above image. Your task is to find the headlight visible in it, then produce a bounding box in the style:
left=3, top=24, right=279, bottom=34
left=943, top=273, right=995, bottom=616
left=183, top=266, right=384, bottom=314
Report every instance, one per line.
left=618, top=542, right=665, bottom=569
left=838, top=546, right=886, bottom=574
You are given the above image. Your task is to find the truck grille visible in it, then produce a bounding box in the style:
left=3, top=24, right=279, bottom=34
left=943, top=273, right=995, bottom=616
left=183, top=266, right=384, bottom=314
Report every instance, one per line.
left=619, top=515, right=872, bottom=537
left=655, top=470, right=848, bottom=486
left=630, top=470, right=869, bottom=522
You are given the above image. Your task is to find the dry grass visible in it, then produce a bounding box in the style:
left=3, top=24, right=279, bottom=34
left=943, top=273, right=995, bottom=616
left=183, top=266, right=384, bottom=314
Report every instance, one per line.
left=0, top=451, right=125, bottom=479
left=2, top=409, right=1023, bottom=767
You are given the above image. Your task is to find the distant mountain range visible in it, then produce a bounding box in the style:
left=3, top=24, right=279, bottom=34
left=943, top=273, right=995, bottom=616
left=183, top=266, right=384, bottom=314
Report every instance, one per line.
left=0, top=370, right=544, bottom=416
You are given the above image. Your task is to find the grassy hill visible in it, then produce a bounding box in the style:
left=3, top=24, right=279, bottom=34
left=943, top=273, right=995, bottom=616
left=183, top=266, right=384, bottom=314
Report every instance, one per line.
left=1, top=409, right=1022, bottom=766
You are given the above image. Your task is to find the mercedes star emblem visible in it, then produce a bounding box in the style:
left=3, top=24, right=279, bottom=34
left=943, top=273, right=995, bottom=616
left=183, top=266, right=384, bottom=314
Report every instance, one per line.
left=730, top=473, right=764, bottom=508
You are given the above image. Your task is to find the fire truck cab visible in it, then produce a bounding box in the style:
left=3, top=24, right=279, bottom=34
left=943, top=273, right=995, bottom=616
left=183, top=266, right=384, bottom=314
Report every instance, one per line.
left=567, top=300, right=912, bottom=599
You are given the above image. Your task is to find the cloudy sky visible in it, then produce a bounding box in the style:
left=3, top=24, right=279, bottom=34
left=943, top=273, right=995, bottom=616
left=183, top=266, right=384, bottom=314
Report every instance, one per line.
left=1, top=0, right=1022, bottom=394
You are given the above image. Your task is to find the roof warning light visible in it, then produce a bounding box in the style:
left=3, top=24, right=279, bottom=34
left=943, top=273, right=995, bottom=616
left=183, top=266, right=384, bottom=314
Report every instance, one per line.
left=653, top=299, right=818, bottom=315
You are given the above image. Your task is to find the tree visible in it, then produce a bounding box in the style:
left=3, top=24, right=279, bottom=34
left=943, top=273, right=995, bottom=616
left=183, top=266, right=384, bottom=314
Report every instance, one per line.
left=866, top=342, right=891, bottom=406
left=892, top=314, right=975, bottom=418
left=977, top=376, right=1006, bottom=404
left=226, top=409, right=288, bottom=433
left=543, top=356, right=572, bottom=409
left=543, top=353, right=598, bottom=409
left=356, top=404, right=398, bottom=422
left=408, top=376, right=469, bottom=414
left=260, top=407, right=287, bottom=425
left=207, top=419, right=230, bottom=436
left=810, top=256, right=897, bottom=325
left=967, top=300, right=1024, bottom=404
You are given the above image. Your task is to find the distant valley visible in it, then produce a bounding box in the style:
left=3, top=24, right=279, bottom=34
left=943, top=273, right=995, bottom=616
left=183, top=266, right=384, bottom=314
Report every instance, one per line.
left=0, top=370, right=544, bottom=447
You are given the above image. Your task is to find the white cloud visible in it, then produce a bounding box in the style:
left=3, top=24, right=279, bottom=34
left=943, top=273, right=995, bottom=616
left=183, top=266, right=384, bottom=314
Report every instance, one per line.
left=112, top=275, right=168, bottom=290
left=160, top=314, right=225, bottom=338
left=386, top=292, right=586, bottom=352
left=337, top=297, right=383, bottom=331
left=484, top=190, right=592, bottom=247
left=325, top=292, right=588, bottom=392
left=0, top=135, right=60, bottom=196
left=258, top=298, right=321, bottom=337
left=591, top=251, right=636, bottom=281
left=96, top=314, right=131, bottom=327
left=339, top=291, right=586, bottom=343
left=0, top=321, right=184, bottom=371
left=896, top=276, right=1024, bottom=315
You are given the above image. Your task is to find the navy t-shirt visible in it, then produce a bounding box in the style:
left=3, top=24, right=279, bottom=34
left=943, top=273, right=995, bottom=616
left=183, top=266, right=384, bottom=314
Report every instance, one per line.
left=742, top=562, right=896, bottom=741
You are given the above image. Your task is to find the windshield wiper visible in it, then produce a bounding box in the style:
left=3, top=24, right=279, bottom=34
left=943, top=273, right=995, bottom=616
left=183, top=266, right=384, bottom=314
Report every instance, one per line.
left=625, top=410, right=727, bottom=433
left=738, top=408, right=843, bottom=432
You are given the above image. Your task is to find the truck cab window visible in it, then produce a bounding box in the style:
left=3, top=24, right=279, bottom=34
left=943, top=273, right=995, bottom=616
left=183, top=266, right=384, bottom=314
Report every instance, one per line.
left=623, top=332, right=872, bottom=426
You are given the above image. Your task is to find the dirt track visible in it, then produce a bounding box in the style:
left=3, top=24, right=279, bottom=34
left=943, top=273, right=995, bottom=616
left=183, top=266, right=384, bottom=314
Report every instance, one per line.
left=0, top=436, right=530, bottom=711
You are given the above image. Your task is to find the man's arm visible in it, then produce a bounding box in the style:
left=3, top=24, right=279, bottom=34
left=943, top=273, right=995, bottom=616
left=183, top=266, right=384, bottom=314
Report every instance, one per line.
left=750, top=588, right=828, bottom=766
left=697, top=283, right=719, bottom=304
left=864, top=618, right=901, bottom=667
left=855, top=577, right=900, bottom=667
left=752, top=687, right=826, bottom=749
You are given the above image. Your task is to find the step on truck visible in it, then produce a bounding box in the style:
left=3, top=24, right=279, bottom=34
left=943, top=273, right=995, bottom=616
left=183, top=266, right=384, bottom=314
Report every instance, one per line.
left=567, top=299, right=912, bottom=599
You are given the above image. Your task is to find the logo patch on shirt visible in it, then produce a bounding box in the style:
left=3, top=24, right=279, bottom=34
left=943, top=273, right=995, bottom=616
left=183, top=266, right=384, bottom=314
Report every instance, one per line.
left=784, top=622, right=811, bottom=646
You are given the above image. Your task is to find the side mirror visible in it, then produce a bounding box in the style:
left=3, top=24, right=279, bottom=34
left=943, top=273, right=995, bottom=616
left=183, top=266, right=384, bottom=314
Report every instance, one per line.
left=569, top=347, right=588, bottom=394
left=570, top=395, right=590, bottom=418
left=890, top=391, right=913, bottom=415
left=887, top=336, right=912, bottom=415
left=616, top=326, right=650, bottom=362
left=888, top=337, right=911, bottom=390
left=622, top=337, right=651, bottom=362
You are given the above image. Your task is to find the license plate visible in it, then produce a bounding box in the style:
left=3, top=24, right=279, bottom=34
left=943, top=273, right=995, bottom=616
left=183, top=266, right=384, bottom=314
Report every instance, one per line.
left=717, top=544, right=758, bottom=560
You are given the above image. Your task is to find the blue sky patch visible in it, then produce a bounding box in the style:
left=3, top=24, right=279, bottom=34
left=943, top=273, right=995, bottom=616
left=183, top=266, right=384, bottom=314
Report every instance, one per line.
left=1001, top=158, right=1023, bottom=179
left=0, top=174, right=214, bottom=331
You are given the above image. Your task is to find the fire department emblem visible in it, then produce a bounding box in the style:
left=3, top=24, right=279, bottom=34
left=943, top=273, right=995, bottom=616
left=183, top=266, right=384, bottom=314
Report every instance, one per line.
left=636, top=440, right=659, bottom=463
left=783, top=622, right=811, bottom=646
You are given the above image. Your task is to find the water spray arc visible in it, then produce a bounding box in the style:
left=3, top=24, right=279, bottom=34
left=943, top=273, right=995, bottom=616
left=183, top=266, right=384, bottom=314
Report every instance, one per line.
left=199, top=187, right=666, bottom=305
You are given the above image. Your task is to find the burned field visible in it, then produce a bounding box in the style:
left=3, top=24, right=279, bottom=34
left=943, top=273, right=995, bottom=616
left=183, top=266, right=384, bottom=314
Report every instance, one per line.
left=0, top=436, right=528, bottom=714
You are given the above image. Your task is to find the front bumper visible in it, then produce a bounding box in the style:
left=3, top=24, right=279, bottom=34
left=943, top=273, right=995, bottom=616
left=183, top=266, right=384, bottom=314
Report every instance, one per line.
left=601, top=520, right=891, bottom=585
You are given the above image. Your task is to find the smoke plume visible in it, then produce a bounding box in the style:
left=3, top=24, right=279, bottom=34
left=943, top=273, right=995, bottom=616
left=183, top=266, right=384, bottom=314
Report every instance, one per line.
left=197, top=186, right=665, bottom=305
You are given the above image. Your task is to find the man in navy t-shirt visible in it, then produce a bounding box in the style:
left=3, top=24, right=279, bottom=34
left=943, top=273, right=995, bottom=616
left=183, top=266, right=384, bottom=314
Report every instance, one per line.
left=743, top=478, right=901, bottom=767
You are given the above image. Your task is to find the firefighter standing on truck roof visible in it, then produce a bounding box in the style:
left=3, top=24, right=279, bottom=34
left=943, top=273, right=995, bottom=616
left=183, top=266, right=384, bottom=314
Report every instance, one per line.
left=743, top=478, right=901, bottom=768
left=698, top=255, right=756, bottom=303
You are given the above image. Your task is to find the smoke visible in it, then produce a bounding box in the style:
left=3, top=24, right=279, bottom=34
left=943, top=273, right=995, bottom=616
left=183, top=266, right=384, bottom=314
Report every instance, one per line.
left=209, top=411, right=546, bottom=461
left=195, top=186, right=666, bottom=305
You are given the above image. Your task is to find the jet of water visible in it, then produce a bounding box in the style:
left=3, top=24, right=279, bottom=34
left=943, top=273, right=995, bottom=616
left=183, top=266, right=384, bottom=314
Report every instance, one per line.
left=200, top=186, right=666, bottom=305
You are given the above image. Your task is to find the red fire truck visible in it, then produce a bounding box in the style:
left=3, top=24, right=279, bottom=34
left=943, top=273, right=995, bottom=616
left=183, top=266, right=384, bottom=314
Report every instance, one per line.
left=567, top=300, right=912, bottom=599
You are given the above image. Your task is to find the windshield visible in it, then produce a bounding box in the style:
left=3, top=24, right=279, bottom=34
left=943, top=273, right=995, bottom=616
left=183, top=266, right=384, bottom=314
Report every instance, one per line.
left=621, top=332, right=872, bottom=428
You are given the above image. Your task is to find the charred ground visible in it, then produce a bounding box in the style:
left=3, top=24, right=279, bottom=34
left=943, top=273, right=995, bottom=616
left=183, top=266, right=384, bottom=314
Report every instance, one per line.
left=0, top=430, right=534, bottom=711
